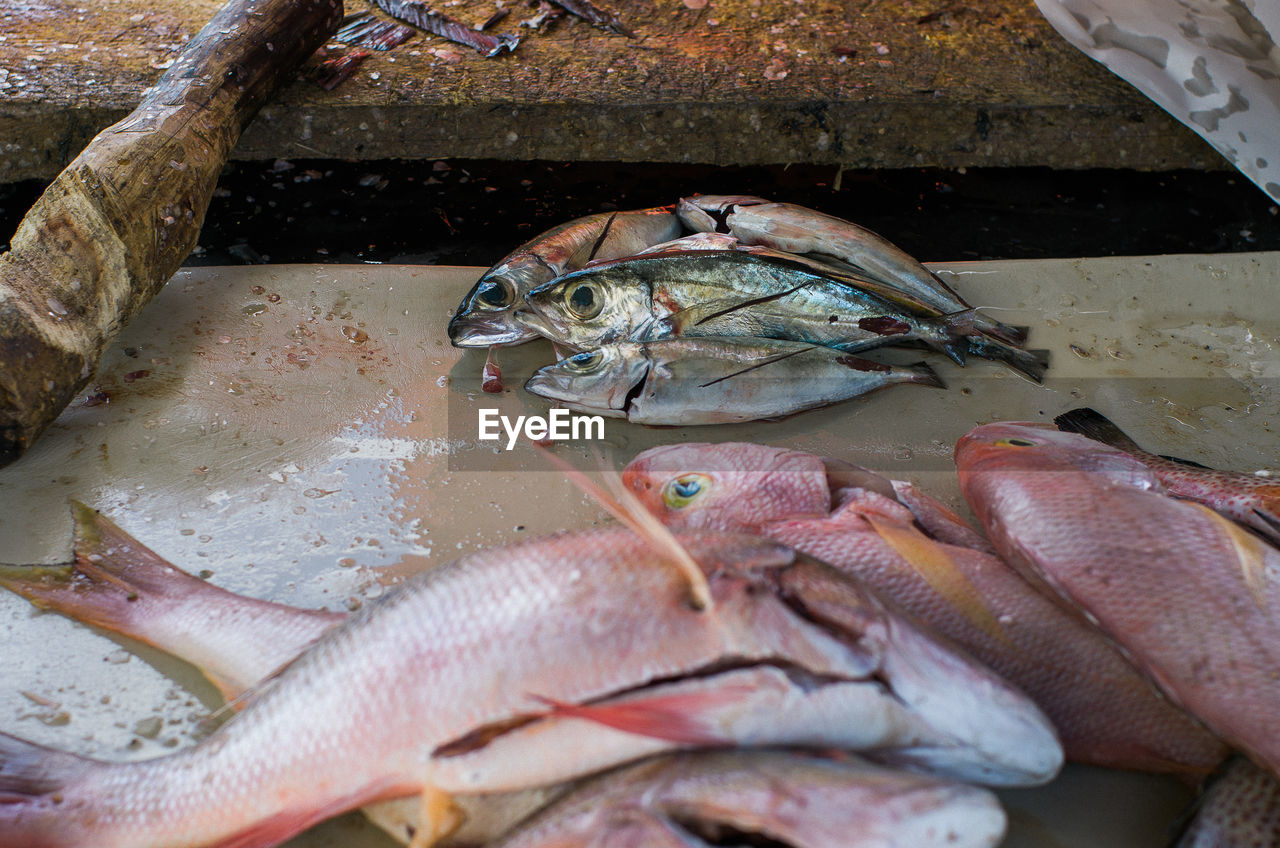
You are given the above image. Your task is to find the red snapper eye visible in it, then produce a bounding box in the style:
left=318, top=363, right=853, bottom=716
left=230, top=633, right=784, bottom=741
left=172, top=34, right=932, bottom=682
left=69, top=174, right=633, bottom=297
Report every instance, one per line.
left=995, top=437, right=1038, bottom=448
left=663, top=473, right=711, bottom=508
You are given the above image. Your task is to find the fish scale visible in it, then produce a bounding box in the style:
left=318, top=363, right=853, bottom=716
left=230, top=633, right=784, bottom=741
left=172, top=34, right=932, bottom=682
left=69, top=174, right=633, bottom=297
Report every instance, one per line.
left=490, top=751, right=1007, bottom=848
left=622, top=442, right=1230, bottom=778
left=0, top=525, right=1062, bottom=848
left=956, top=424, right=1280, bottom=779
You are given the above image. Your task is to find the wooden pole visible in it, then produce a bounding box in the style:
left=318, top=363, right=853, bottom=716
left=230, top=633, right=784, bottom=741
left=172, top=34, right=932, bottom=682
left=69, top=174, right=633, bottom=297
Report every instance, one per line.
left=0, top=0, right=343, bottom=466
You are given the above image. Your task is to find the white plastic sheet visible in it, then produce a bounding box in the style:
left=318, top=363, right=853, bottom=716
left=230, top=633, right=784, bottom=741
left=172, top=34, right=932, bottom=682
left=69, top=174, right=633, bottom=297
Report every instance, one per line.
left=1035, top=0, right=1280, bottom=202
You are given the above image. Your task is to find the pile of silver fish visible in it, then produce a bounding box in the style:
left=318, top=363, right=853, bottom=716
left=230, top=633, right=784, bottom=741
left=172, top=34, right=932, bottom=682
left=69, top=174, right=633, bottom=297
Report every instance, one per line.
left=622, top=407, right=1280, bottom=846
left=448, top=196, right=1050, bottom=425
left=0, top=499, right=1059, bottom=847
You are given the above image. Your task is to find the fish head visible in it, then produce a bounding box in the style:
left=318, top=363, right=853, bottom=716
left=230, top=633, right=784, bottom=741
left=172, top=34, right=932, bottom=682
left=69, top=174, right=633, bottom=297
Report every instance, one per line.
left=519, top=267, right=656, bottom=348
left=954, top=423, right=1165, bottom=568
left=524, top=345, right=648, bottom=417
left=449, top=257, right=552, bottom=347
left=542, top=529, right=1061, bottom=786
left=956, top=422, right=1164, bottom=489
left=763, top=552, right=1063, bottom=785
left=622, top=442, right=833, bottom=533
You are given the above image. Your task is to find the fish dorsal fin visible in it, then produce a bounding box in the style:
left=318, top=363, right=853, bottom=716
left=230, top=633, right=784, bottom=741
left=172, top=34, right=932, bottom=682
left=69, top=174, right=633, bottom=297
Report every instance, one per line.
left=536, top=446, right=712, bottom=611
left=1054, top=408, right=1145, bottom=453
left=1190, top=502, right=1275, bottom=612
left=863, top=514, right=1013, bottom=648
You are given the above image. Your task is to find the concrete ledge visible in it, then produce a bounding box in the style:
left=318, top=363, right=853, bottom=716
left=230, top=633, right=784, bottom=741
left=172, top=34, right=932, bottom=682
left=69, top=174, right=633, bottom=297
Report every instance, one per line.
left=0, top=0, right=1221, bottom=181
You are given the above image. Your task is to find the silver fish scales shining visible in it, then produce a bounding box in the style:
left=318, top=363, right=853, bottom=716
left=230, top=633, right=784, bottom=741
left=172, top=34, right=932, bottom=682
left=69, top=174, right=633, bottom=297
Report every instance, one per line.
left=518, top=250, right=1048, bottom=381
left=449, top=207, right=681, bottom=348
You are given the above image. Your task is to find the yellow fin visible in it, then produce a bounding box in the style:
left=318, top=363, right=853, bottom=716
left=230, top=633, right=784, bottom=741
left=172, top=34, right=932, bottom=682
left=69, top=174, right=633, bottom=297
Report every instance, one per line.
left=536, top=445, right=712, bottom=611
left=863, top=514, right=1013, bottom=648
left=407, top=785, right=465, bottom=848
left=1190, top=503, right=1273, bottom=612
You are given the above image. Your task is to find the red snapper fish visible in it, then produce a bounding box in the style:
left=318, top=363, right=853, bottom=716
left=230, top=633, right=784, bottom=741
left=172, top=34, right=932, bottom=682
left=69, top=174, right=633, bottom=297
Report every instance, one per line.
left=1054, top=407, right=1280, bottom=546
left=490, top=751, right=1007, bottom=848
left=0, top=505, right=1061, bottom=848
left=1174, top=757, right=1280, bottom=847
left=956, top=423, right=1280, bottom=778
left=622, top=441, right=1228, bottom=778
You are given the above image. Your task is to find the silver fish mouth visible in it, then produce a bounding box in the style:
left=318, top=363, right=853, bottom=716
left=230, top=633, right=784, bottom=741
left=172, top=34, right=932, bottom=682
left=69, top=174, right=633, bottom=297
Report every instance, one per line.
left=510, top=308, right=571, bottom=345
left=523, top=372, right=627, bottom=419
left=448, top=312, right=540, bottom=348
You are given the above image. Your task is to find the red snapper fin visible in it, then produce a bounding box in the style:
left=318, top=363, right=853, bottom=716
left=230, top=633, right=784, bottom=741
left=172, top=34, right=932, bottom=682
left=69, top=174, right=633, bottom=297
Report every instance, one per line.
left=1053, top=408, right=1145, bottom=453
left=528, top=689, right=744, bottom=746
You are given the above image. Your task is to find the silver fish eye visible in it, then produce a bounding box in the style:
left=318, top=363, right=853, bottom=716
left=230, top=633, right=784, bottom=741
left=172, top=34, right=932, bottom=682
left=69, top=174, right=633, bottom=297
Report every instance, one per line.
left=474, top=278, right=514, bottom=310
left=564, top=283, right=603, bottom=320
left=563, top=350, right=604, bottom=373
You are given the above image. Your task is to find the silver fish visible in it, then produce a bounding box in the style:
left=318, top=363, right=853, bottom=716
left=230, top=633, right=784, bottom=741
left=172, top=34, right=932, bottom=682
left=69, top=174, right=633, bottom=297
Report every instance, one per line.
left=677, top=195, right=1028, bottom=346
left=518, top=249, right=1048, bottom=381
left=490, top=751, right=1007, bottom=848
left=448, top=206, right=681, bottom=347
left=0, top=518, right=1062, bottom=848
left=524, top=337, right=944, bottom=425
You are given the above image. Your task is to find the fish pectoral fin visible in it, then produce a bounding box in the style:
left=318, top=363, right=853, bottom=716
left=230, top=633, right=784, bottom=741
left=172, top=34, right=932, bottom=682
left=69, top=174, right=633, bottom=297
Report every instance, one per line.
left=1191, top=503, right=1275, bottom=612
left=1254, top=505, right=1280, bottom=541
left=663, top=298, right=746, bottom=330
left=863, top=515, right=1014, bottom=648
left=528, top=688, right=743, bottom=746
left=534, top=447, right=712, bottom=611
left=406, top=785, right=465, bottom=848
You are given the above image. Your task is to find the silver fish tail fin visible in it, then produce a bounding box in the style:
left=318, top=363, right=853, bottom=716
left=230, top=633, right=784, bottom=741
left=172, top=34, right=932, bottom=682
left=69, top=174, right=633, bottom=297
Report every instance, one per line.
left=939, top=304, right=1029, bottom=348
left=0, top=731, right=96, bottom=848
left=905, top=360, right=947, bottom=390
left=965, top=338, right=1050, bottom=384
left=934, top=337, right=968, bottom=367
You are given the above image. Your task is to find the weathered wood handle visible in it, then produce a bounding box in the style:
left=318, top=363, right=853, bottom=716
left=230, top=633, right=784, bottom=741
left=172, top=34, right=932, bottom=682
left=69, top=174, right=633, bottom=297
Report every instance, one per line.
left=0, top=0, right=343, bottom=466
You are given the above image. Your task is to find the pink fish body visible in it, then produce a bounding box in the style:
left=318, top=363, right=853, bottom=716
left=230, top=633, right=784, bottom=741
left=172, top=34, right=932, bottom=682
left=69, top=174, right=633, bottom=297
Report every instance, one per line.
left=623, top=441, right=1228, bottom=778
left=0, top=516, right=1061, bottom=848
left=1054, top=407, right=1280, bottom=546
left=1175, top=757, right=1280, bottom=847
left=956, top=423, right=1280, bottom=778
left=492, top=751, right=1007, bottom=848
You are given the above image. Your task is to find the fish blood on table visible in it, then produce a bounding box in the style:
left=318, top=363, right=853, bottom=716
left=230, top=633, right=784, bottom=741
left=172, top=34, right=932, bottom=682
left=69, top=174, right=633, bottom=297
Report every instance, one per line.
left=0, top=505, right=1061, bottom=848
left=622, top=441, right=1229, bottom=778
